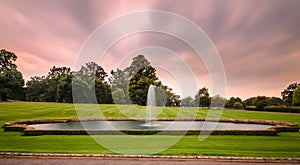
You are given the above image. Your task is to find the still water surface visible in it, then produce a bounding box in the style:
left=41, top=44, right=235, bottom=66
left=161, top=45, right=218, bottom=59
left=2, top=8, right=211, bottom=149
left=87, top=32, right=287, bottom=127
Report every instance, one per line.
left=29, top=120, right=274, bottom=131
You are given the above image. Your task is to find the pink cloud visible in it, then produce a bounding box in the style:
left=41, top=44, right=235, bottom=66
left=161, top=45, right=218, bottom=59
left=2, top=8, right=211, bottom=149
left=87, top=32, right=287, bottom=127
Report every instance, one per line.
left=0, top=0, right=299, bottom=99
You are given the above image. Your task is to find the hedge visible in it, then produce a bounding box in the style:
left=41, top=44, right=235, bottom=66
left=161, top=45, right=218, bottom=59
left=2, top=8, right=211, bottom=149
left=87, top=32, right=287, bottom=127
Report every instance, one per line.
left=264, top=106, right=300, bottom=113
left=244, top=106, right=257, bottom=111
left=245, top=106, right=300, bottom=113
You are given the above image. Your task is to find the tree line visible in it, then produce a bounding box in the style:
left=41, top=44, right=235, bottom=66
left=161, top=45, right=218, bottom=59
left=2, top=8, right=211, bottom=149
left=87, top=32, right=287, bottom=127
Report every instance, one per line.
left=1, top=49, right=300, bottom=109
left=0, top=50, right=181, bottom=106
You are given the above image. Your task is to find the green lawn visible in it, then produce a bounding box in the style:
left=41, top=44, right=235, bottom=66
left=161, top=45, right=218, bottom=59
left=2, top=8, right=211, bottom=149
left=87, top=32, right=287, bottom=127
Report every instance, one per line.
left=0, top=102, right=299, bottom=157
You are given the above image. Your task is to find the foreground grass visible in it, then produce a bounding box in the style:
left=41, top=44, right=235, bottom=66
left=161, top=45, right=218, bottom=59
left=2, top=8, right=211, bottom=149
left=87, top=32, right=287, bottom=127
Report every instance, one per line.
left=0, top=102, right=299, bottom=157
left=0, top=131, right=299, bottom=157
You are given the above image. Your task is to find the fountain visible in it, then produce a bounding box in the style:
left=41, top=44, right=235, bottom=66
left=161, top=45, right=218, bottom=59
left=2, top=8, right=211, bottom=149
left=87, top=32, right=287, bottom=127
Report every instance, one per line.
left=146, top=85, right=156, bottom=126
left=5, top=83, right=298, bottom=136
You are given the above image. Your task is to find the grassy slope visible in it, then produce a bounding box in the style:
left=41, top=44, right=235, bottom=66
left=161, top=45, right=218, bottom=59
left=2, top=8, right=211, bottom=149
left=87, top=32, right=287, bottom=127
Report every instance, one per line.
left=0, top=102, right=299, bottom=157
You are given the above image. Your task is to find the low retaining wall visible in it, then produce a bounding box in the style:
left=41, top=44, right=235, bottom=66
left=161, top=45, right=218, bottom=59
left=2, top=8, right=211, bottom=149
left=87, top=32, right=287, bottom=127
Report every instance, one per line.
left=21, top=130, right=278, bottom=136
left=3, top=118, right=299, bottom=136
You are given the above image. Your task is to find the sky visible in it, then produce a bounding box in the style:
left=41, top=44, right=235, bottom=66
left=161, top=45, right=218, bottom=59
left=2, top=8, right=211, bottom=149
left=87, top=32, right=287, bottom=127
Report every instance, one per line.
left=0, top=0, right=299, bottom=99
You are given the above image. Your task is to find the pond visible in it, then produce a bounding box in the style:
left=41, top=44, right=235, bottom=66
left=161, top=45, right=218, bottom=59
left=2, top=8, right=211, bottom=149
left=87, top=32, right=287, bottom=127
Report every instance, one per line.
left=28, top=120, right=274, bottom=131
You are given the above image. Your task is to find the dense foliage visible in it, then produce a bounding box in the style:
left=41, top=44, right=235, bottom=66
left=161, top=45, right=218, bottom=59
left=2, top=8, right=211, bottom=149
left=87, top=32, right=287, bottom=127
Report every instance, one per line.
left=194, top=87, right=211, bottom=107
left=26, top=62, right=112, bottom=104
left=281, top=82, right=300, bottom=106
left=110, top=55, right=180, bottom=106
left=225, top=97, right=243, bottom=109
left=292, top=86, right=300, bottom=106
left=1, top=49, right=299, bottom=111
left=0, top=49, right=25, bottom=101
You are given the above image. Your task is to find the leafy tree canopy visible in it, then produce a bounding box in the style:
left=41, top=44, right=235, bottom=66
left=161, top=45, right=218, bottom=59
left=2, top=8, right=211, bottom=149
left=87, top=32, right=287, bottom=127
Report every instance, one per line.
left=181, top=96, right=194, bottom=107
left=0, top=49, right=25, bottom=101
left=225, top=97, right=243, bottom=109
left=292, top=86, right=300, bottom=106
left=194, top=87, right=210, bottom=107
left=281, top=82, right=300, bottom=106
left=211, top=94, right=226, bottom=108
left=253, top=96, right=269, bottom=110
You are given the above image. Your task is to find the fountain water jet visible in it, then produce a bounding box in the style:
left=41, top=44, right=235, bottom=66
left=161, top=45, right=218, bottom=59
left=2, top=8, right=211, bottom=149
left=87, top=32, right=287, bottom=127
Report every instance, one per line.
left=146, top=85, right=156, bottom=126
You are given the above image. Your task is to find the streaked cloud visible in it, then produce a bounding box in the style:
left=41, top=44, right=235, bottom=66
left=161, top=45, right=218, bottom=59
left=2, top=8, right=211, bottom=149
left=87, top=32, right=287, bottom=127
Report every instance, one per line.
left=0, top=0, right=299, bottom=99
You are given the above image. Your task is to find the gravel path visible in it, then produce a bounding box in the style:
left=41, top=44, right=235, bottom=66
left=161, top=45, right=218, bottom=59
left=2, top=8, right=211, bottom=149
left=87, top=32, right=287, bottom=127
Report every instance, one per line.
left=1, top=157, right=297, bottom=165
left=1, top=153, right=299, bottom=164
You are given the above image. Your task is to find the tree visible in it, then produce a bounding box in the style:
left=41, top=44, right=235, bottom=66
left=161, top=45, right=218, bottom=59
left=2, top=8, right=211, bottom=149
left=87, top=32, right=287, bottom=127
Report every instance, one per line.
left=225, top=97, right=242, bottom=109
left=111, top=55, right=181, bottom=106
left=110, top=69, right=130, bottom=104
left=26, top=76, right=47, bottom=101
left=128, top=55, right=159, bottom=105
left=243, top=96, right=284, bottom=110
left=171, top=95, right=181, bottom=107
left=124, top=55, right=150, bottom=78
left=210, top=95, right=226, bottom=108
left=95, top=78, right=113, bottom=104
left=268, top=97, right=284, bottom=106
left=154, top=86, right=167, bottom=106
left=0, top=49, right=17, bottom=70
left=243, top=97, right=256, bottom=106
left=48, top=66, right=71, bottom=79
left=0, top=49, right=25, bottom=101
left=253, top=96, right=269, bottom=110
left=43, top=66, right=71, bottom=102
left=26, top=66, right=72, bottom=102
left=72, top=73, right=93, bottom=103
left=26, top=67, right=71, bottom=102
left=57, top=74, right=73, bottom=103
left=159, top=85, right=180, bottom=107
left=194, top=87, right=211, bottom=107
left=26, top=62, right=112, bottom=104
left=128, top=66, right=158, bottom=105
left=281, top=83, right=299, bottom=106
left=111, top=55, right=152, bottom=105
left=112, top=88, right=127, bottom=104
left=292, top=86, right=300, bottom=106
left=74, top=62, right=111, bottom=104
left=79, top=62, right=107, bottom=81
left=181, top=96, right=194, bottom=107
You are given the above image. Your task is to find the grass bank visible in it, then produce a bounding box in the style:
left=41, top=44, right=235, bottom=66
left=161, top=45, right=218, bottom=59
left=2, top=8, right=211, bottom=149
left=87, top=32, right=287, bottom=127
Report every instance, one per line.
left=0, top=102, right=299, bottom=157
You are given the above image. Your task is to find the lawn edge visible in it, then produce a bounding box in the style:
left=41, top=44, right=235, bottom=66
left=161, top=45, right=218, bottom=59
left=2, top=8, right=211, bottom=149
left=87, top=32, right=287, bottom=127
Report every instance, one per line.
left=0, top=152, right=299, bottom=163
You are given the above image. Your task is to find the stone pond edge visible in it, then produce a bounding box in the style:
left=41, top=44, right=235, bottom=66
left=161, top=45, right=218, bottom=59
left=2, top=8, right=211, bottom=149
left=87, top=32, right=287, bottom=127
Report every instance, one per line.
left=3, top=118, right=299, bottom=136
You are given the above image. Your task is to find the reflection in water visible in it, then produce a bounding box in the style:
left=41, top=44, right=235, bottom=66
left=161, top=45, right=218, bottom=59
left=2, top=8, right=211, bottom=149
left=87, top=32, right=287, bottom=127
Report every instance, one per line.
left=29, top=120, right=273, bottom=131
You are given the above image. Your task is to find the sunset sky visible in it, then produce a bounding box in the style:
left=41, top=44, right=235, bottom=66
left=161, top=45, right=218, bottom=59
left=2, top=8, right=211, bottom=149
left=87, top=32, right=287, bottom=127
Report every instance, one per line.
left=0, top=0, right=299, bottom=99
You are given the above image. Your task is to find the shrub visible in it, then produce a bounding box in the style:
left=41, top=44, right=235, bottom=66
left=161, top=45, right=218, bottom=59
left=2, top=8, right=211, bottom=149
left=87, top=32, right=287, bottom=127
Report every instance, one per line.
left=233, top=102, right=244, bottom=109
left=245, top=105, right=300, bottom=113
left=264, top=106, right=300, bottom=113
left=253, top=96, right=269, bottom=110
